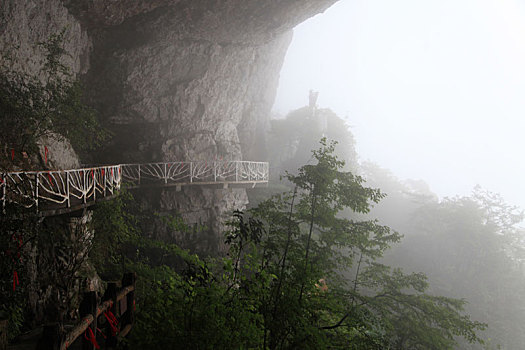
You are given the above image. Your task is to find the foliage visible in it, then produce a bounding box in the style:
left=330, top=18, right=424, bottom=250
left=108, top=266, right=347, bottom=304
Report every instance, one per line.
left=92, top=139, right=485, bottom=349
left=0, top=29, right=108, bottom=166
left=0, top=208, right=40, bottom=339
left=381, top=186, right=525, bottom=349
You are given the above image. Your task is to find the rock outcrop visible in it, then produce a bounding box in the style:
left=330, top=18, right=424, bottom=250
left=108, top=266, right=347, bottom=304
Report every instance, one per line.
left=1, top=0, right=338, bottom=251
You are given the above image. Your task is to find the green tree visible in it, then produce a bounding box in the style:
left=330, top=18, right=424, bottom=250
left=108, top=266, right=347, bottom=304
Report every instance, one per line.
left=248, top=138, right=485, bottom=349
left=91, top=139, right=485, bottom=349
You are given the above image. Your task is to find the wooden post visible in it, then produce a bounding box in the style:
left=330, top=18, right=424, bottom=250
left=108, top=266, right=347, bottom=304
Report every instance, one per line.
left=79, top=291, right=97, bottom=350
left=36, top=323, right=61, bottom=350
left=121, top=273, right=136, bottom=329
left=0, top=319, right=7, bottom=350
left=103, top=282, right=119, bottom=349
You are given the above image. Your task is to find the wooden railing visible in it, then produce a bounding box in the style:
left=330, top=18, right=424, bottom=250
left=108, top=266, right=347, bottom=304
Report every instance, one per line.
left=36, top=273, right=136, bottom=350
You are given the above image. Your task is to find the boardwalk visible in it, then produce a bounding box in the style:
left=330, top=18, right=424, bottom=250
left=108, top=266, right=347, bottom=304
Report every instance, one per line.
left=1, top=161, right=269, bottom=216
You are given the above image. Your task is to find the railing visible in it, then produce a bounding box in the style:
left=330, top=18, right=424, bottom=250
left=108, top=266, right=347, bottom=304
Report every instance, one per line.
left=0, top=161, right=269, bottom=215
left=0, top=165, right=122, bottom=213
left=121, top=161, right=269, bottom=186
left=36, top=273, right=136, bottom=350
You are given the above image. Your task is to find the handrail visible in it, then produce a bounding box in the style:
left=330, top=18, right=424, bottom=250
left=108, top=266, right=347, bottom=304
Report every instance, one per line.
left=36, top=273, right=137, bottom=350
left=1, top=161, right=269, bottom=215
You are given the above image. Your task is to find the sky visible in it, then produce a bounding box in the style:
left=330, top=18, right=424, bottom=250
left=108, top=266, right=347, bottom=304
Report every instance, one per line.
left=273, top=0, right=525, bottom=211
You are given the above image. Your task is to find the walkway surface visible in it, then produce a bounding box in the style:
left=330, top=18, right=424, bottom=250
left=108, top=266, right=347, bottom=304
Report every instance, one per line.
left=1, top=161, right=269, bottom=216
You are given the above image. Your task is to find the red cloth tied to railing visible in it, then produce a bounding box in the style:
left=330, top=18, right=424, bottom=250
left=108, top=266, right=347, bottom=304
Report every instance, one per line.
left=96, top=327, right=107, bottom=339
left=12, top=270, right=19, bottom=291
left=104, top=310, right=119, bottom=336
left=9, top=234, right=23, bottom=291
left=84, top=327, right=100, bottom=349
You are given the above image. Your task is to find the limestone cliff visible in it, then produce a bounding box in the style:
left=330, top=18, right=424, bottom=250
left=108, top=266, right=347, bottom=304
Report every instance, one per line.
left=1, top=0, right=338, bottom=251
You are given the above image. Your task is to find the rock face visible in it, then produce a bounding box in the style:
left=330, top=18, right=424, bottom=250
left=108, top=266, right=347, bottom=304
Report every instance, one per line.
left=1, top=0, right=338, bottom=251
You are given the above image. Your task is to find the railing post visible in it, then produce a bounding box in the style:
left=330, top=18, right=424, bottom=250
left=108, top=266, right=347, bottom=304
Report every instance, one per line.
left=164, top=163, right=168, bottom=184
left=1, top=174, right=5, bottom=214
left=103, top=282, right=118, bottom=348
left=235, top=162, right=238, bottom=182
left=35, top=173, right=39, bottom=211
left=103, top=167, right=107, bottom=197
left=137, top=164, right=141, bottom=185
left=93, top=169, right=96, bottom=202
left=121, top=273, right=136, bottom=331
left=83, top=170, right=87, bottom=204
left=65, top=171, right=70, bottom=208
left=190, top=162, right=193, bottom=183
left=79, top=291, right=97, bottom=350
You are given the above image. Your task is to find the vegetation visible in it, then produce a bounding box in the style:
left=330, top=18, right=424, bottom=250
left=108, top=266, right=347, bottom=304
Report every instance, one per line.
left=0, top=29, right=108, bottom=169
left=0, top=29, right=109, bottom=339
left=90, top=139, right=485, bottom=349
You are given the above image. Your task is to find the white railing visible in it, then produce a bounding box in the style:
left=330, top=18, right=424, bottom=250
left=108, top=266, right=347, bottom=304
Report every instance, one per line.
left=1, top=165, right=122, bottom=213
left=1, top=161, right=268, bottom=214
left=120, top=161, right=269, bottom=186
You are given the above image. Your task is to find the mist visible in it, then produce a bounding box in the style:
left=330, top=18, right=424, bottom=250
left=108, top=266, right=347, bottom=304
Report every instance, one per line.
left=3, top=0, right=525, bottom=348
left=273, top=0, right=525, bottom=214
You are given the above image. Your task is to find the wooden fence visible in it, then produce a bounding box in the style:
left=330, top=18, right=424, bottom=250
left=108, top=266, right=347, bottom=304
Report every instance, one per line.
left=35, top=272, right=136, bottom=350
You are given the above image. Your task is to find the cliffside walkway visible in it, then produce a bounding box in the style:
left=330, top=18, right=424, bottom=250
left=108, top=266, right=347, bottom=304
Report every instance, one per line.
left=0, top=161, right=269, bottom=217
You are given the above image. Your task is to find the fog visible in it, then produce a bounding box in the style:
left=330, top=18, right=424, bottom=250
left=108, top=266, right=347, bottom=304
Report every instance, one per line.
left=273, top=0, right=525, bottom=213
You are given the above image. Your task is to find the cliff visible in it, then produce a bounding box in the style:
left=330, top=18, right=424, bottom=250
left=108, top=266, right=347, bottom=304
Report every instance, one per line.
left=1, top=0, right=338, bottom=251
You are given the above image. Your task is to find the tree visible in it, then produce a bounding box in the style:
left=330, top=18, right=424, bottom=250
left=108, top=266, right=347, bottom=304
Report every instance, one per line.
left=92, top=139, right=485, bottom=349
left=248, top=138, right=485, bottom=349
left=384, top=188, right=525, bottom=349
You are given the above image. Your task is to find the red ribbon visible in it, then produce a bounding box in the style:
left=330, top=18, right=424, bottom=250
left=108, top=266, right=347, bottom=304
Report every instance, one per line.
left=12, top=270, right=19, bottom=291
left=96, top=327, right=107, bottom=339
left=47, top=172, right=53, bottom=184
left=91, top=169, right=94, bottom=179
left=11, top=149, right=14, bottom=161
left=101, top=169, right=105, bottom=176
left=84, top=327, right=100, bottom=349
left=111, top=168, right=113, bottom=176
left=104, top=310, right=119, bottom=336
left=44, top=146, right=48, bottom=165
